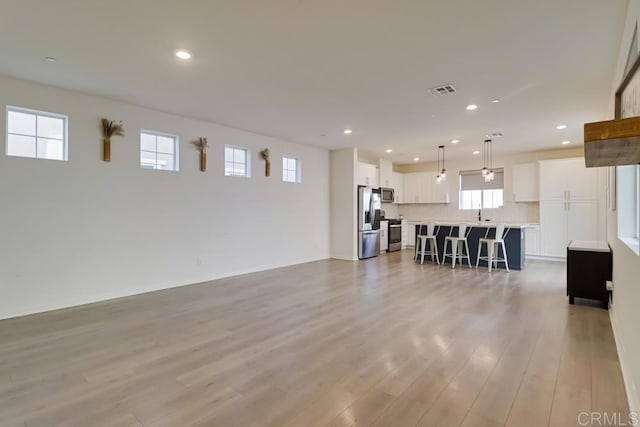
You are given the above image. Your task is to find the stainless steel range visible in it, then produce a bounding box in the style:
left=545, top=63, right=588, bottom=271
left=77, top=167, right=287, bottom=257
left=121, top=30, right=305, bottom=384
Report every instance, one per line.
left=387, top=219, right=403, bottom=252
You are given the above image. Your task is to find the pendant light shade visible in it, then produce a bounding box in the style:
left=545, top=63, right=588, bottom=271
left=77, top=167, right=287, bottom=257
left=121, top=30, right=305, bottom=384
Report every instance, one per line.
left=483, top=139, right=494, bottom=182
left=436, top=145, right=447, bottom=184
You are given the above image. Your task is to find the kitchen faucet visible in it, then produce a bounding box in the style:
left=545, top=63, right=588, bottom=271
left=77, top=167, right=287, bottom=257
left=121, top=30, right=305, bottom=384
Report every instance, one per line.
left=478, top=207, right=482, bottom=222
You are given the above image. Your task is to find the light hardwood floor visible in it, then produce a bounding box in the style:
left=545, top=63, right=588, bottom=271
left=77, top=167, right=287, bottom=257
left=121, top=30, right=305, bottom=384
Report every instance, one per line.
left=0, top=250, right=628, bottom=427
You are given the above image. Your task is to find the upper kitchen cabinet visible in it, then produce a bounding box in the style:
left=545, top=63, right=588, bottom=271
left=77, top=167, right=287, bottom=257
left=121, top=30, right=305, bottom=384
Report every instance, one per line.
left=402, top=172, right=450, bottom=204
left=390, top=172, right=404, bottom=203
left=539, top=158, right=596, bottom=202
left=539, top=157, right=599, bottom=258
left=512, top=163, right=539, bottom=202
left=378, top=159, right=393, bottom=189
left=356, top=162, right=379, bottom=187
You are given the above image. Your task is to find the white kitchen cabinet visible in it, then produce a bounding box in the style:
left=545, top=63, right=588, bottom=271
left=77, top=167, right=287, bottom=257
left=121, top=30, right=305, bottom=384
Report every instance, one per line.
left=406, top=221, right=419, bottom=247
left=391, top=172, right=404, bottom=203
left=356, top=162, right=379, bottom=187
left=378, top=159, right=393, bottom=189
left=539, top=158, right=598, bottom=258
left=380, top=221, right=389, bottom=253
left=432, top=173, right=451, bottom=203
left=403, top=172, right=422, bottom=203
left=513, top=163, right=539, bottom=202
left=401, top=220, right=408, bottom=247
left=524, top=225, right=541, bottom=256
left=402, top=172, right=449, bottom=204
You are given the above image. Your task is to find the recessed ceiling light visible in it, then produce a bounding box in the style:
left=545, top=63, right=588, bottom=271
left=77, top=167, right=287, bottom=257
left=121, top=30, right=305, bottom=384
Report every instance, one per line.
left=44, top=57, right=57, bottom=62
left=385, top=149, right=393, bottom=153
left=175, top=50, right=192, bottom=60
left=556, top=124, right=567, bottom=130
left=562, top=140, right=571, bottom=145
left=466, top=104, right=478, bottom=111
left=451, top=139, right=460, bottom=144
left=413, top=157, right=420, bottom=161
left=491, top=99, right=501, bottom=103
left=343, top=129, right=353, bottom=135
left=473, top=150, right=480, bottom=155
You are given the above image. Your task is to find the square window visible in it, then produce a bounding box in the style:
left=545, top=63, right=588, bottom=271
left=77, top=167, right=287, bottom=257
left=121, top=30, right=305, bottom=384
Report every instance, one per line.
left=139, top=130, right=178, bottom=171
left=6, top=106, right=67, bottom=161
left=224, top=146, right=250, bottom=177
left=459, top=169, right=504, bottom=209
left=282, top=156, right=301, bottom=183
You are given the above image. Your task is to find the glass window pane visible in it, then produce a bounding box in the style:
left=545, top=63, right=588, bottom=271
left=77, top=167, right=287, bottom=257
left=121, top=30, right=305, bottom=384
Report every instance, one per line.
left=157, top=136, right=174, bottom=154
left=283, top=169, right=288, bottom=181
left=234, top=149, right=246, bottom=164
left=156, top=152, right=175, bottom=171
left=225, top=147, right=233, bottom=162
left=140, top=151, right=157, bottom=168
left=290, top=158, right=297, bottom=170
left=225, top=162, right=234, bottom=175
left=7, top=134, right=36, bottom=158
left=37, top=116, right=64, bottom=140
left=37, top=138, right=64, bottom=160
left=471, top=190, right=482, bottom=210
left=234, top=164, right=245, bottom=176
left=288, top=170, right=296, bottom=182
left=140, top=133, right=156, bottom=151
left=8, top=111, right=36, bottom=136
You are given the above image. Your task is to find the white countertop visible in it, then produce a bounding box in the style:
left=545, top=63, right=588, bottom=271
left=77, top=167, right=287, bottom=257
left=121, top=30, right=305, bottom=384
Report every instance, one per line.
left=402, top=219, right=539, bottom=228
left=568, top=240, right=610, bottom=252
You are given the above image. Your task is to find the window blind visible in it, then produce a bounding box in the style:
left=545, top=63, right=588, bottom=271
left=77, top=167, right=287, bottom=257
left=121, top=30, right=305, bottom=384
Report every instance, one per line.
left=459, top=168, right=504, bottom=190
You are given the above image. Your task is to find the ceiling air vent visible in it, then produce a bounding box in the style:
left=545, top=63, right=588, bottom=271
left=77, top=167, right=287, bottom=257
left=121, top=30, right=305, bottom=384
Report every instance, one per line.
left=429, top=84, right=456, bottom=96
left=485, top=132, right=504, bottom=139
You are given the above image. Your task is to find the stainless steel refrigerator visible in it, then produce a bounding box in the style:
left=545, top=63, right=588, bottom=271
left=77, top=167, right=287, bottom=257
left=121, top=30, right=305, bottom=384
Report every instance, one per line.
left=358, top=186, right=381, bottom=259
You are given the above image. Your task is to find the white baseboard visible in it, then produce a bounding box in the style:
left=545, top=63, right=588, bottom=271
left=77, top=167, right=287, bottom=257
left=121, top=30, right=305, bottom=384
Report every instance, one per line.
left=525, top=254, right=566, bottom=262
left=610, top=308, right=640, bottom=415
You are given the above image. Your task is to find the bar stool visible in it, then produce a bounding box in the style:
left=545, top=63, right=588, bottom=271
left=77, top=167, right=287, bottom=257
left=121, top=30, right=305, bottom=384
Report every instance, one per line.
left=442, top=224, right=471, bottom=268
left=476, top=224, right=510, bottom=272
left=415, top=223, right=440, bottom=264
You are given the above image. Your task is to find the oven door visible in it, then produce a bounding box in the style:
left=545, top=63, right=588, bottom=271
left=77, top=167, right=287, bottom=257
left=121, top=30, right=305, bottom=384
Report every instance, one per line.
left=388, top=224, right=402, bottom=251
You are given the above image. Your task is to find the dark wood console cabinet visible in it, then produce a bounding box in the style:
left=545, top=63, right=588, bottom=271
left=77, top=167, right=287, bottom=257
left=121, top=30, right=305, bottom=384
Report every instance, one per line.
left=567, top=240, right=612, bottom=309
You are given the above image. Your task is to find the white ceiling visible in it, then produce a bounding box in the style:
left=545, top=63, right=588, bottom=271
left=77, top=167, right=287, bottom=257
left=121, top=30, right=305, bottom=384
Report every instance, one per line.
left=0, top=0, right=628, bottom=163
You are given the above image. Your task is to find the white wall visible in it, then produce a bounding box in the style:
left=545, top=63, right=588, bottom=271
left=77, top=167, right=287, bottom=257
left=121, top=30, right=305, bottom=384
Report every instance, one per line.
left=607, top=0, right=640, bottom=414
left=0, top=76, right=330, bottom=320
left=330, top=148, right=358, bottom=260
left=395, top=147, right=587, bottom=224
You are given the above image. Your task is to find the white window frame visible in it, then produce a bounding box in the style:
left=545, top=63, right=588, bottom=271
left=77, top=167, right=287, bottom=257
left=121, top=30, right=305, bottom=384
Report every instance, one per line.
left=224, top=145, right=251, bottom=178
left=282, top=155, right=301, bottom=183
left=139, top=129, right=179, bottom=171
left=459, top=189, right=504, bottom=210
left=6, top=105, right=68, bottom=161
left=458, top=169, right=504, bottom=210
left=617, top=165, right=640, bottom=255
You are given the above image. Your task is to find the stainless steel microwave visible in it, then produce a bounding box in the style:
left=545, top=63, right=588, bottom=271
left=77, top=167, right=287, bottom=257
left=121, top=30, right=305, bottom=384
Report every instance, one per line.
left=380, top=187, right=395, bottom=203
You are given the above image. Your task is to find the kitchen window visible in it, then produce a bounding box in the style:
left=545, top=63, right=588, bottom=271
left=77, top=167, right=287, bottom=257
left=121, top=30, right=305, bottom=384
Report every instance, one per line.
left=140, top=130, right=178, bottom=171
left=225, top=145, right=250, bottom=177
left=459, top=168, right=504, bottom=210
left=6, top=106, right=68, bottom=161
left=282, top=156, right=301, bottom=183
left=617, top=165, right=640, bottom=254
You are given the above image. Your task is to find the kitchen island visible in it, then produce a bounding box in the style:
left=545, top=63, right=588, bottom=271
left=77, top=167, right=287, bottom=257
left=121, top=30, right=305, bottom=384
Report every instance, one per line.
left=413, top=221, right=536, bottom=270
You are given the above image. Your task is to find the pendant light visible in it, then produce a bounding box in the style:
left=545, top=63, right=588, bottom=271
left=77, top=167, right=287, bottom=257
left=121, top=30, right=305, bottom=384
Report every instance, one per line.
left=436, top=145, right=447, bottom=184
left=483, top=139, right=494, bottom=182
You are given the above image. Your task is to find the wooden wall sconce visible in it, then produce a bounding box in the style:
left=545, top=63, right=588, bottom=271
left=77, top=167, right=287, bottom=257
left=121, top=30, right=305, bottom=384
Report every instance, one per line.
left=260, top=148, right=271, bottom=177
left=100, top=118, right=124, bottom=162
left=195, top=137, right=208, bottom=171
